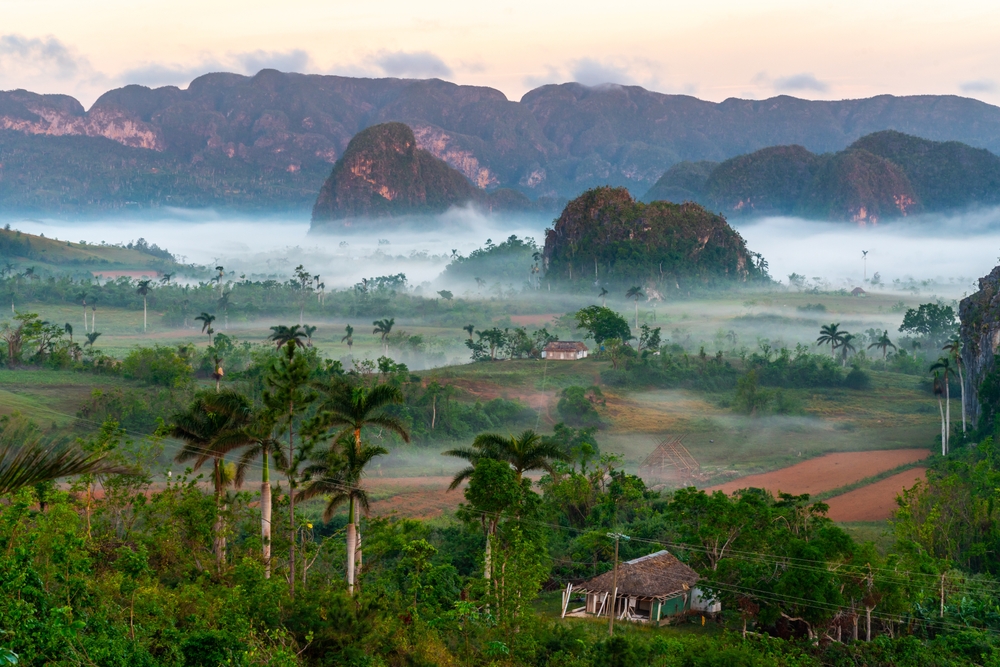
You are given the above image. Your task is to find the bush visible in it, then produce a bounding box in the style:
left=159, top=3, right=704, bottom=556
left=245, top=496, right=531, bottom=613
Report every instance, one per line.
left=557, top=386, right=603, bottom=428
left=844, top=366, right=872, bottom=390
left=122, top=345, right=194, bottom=387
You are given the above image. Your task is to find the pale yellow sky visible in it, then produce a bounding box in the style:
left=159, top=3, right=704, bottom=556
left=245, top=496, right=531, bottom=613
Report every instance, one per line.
left=2, top=0, right=998, bottom=107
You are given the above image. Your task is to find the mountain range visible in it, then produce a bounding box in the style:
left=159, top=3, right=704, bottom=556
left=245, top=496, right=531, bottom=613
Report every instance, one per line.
left=3, top=69, right=1000, bottom=213
left=643, top=131, right=1000, bottom=223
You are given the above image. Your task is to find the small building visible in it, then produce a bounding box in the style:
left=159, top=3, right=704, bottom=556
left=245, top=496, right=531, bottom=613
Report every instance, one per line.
left=851, top=287, right=867, bottom=297
left=562, top=550, right=719, bottom=625
left=542, top=341, right=589, bottom=360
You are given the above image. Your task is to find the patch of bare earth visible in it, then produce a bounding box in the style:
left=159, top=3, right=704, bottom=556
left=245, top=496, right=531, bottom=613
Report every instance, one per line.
left=509, top=314, right=559, bottom=326
left=366, top=476, right=463, bottom=520
left=825, top=468, right=927, bottom=522
left=705, top=449, right=930, bottom=496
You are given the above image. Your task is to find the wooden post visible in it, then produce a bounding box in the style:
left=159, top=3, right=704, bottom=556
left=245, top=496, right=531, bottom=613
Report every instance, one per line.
left=597, top=591, right=608, bottom=617
left=609, top=533, right=620, bottom=636
left=561, top=583, right=573, bottom=618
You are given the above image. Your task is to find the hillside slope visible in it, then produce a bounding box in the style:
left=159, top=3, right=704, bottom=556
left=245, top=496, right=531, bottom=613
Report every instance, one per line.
left=4, top=72, right=1000, bottom=211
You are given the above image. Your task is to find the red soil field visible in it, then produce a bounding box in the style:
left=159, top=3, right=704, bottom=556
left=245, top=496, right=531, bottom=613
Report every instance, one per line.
left=366, top=476, right=463, bottom=520
left=705, top=449, right=930, bottom=497
left=509, top=314, right=558, bottom=326
left=825, top=468, right=927, bottom=522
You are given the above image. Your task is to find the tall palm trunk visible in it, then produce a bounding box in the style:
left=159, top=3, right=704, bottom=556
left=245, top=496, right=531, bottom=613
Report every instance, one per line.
left=937, top=397, right=946, bottom=456
left=84, top=304, right=88, bottom=332
left=213, top=458, right=226, bottom=571
left=347, top=426, right=362, bottom=595
left=634, top=299, right=638, bottom=329
left=431, top=394, right=437, bottom=429
left=261, top=446, right=272, bottom=579
left=143, top=296, right=147, bottom=332
left=944, top=376, right=951, bottom=454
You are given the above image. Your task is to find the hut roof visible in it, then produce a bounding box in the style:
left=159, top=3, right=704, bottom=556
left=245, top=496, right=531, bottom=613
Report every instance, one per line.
left=576, top=550, right=699, bottom=599
left=544, top=341, right=588, bottom=351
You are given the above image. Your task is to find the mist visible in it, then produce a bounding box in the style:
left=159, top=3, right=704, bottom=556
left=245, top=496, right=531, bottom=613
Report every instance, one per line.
left=10, top=204, right=1000, bottom=297
left=735, top=206, right=1000, bottom=297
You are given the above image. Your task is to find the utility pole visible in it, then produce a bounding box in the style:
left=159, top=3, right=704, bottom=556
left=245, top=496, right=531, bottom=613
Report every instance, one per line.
left=607, top=532, right=630, bottom=636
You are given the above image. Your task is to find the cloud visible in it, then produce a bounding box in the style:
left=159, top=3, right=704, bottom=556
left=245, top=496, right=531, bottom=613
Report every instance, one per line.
left=960, top=79, right=996, bottom=93
left=773, top=73, right=829, bottom=92
left=0, top=34, right=88, bottom=79
left=119, top=49, right=314, bottom=88
left=372, top=50, right=451, bottom=78
left=570, top=58, right=634, bottom=86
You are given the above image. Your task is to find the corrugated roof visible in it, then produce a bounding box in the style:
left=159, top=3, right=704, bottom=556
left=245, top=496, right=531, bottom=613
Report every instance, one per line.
left=576, top=550, right=699, bottom=599
left=544, top=341, right=588, bottom=351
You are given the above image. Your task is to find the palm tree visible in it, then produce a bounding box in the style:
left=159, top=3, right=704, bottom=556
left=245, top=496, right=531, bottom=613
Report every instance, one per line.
left=930, top=357, right=955, bottom=454
left=625, top=286, right=644, bottom=329
left=136, top=279, right=152, bottom=333
left=303, top=325, right=317, bottom=347
left=160, top=273, right=174, bottom=285
left=342, top=324, right=354, bottom=351
left=78, top=292, right=89, bottom=332
left=298, top=435, right=388, bottom=590
left=195, top=312, right=216, bottom=345
left=463, top=324, right=475, bottom=340
left=172, top=390, right=252, bottom=569
left=91, top=299, right=98, bottom=332
left=0, top=417, right=122, bottom=495
left=943, top=338, right=966, bottom=434
left=868, top=330, right=896, bottom=364
left=268, top=324, right=307, bottom=349
left=816, top=323, right=847, bottom=359
left=599, top=287, right=609, bottom=307
left=932, top=371, right=946, bottom=456
left=475, top=277, right=485, bottom=294
left=839, top=333, right=857, bottom=366
left=443, top=429, right=569, bottom=491
left=84, top=332, right=101, bottom=348
left=217, top=291, right=231, bottom=330
left=312, top=383, right=409, bottom=595
left=373, top=318, right=394, bottom=356
left=64, top=323, right=73, bottom=344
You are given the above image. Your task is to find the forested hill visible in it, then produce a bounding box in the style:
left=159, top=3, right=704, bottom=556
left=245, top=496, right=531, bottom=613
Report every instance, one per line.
left=643, top=131, right=1000, bottom=223
left=3, top=70, right=1000, bottom=211
left=542, top=187, right=768, bottom=290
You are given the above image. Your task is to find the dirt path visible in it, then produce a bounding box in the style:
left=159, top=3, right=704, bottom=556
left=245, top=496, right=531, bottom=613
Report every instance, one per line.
left=825, top=468, right=927, bottom=522
left=705, top=449, right=930, bottom=497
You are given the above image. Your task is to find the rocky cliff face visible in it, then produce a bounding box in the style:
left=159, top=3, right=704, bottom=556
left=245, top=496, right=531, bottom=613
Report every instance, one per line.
left=5, top=71, right=1000, bottom=211
left=959, top=265, right=1000, bottom=428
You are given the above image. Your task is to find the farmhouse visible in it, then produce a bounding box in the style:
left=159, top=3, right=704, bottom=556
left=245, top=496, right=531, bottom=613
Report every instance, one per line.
left=542, top=341, right=589, bottom=360
left=851, top=287, right=867, bottom=296
left=562, top=550, right=719, bottom=625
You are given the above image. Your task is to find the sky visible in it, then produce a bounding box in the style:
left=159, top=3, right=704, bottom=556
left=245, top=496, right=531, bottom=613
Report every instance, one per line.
left=1, top=0, right=999, bottom=108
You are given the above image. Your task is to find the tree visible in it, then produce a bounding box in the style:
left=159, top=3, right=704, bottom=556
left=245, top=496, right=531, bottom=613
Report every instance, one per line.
left=463, top=324, right=475, bottom=340
left=899, top=303, right=957, bottom=349
left=262, top=341, right=316, bottom=597
left=229, top=409, right=283, bottom=579
left=136, top=279, right=152, bottom=333
left=0, top=415, right=122, bottom=495
left=217, top=291, right=231, bottom=330
left=461, top=458, right=521, bottom=584
left=64, top=322, right=73, bottom=344
left=78, top=291, right=89, bottom=332
left=443, top=429, right=569, bottom=490
left=637, top=324, right=661, bottom=355
left=930, top=357, right=955, bottom=454
left=574, top=306, right=632, bottom=345
left=91, top=298, right=98, bottom=332
left=868, top=330, right=896, bottom=363
left=342, top=324, right=354, bottom=351
left=84, top=332, right=101, bottom=348
left=598, top=287, right=609, bottom=307
left=373, top=318, right=394, bottom=356
left=160, top=272, right=174, bottom=285
left=195, top=312, right=216, bottom=345
left=838, top=333, right=857, bottom=366
left=816, top=323, right=847, bottom=360
left=171, top=389, right=252, bottom=570
left=437, top=290, right=453, bottom=301
left=625, top=286, right=644, bottom=329
left=310, top=383, right=409, bottom=595
left=943, top=338, right=966, bottom=434
left=303, top=325, right=317, bottom=347
left=932, top=371, right=947, bottom=456
left=298, top=435, right=388, bottom=589
left=268, top=324, right=306, bottom=349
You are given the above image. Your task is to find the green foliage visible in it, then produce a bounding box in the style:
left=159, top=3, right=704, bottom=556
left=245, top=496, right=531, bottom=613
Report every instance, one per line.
left=574, top=306, right=632, bottom=345
left=556, top=386, right=604, bottom=428
left=444, top=235, right=539, bottom=287
left=122, top=345, right=195, bottom=387
left=899, top=302, right=957, bottom=349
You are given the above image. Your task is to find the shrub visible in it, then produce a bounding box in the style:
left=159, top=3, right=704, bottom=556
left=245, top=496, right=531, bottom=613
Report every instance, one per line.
left=122, top=345, right=194, bottom=387
left=844, top=366, right=872, bottom=390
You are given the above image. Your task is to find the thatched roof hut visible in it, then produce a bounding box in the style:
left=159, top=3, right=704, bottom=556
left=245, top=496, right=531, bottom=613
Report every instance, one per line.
left=565, top=550, right=714, bottom=624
